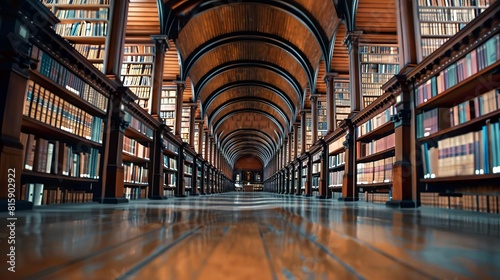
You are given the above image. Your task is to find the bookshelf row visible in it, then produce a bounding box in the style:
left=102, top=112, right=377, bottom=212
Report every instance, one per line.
left=420, top=192, right=499, bottom=213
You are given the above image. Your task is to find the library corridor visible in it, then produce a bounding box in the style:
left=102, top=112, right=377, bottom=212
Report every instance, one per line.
left=1, top=193, right=499, bottom=280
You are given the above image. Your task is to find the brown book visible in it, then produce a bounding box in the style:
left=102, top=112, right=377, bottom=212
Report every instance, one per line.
left=24, top=80, right=34, bottom=116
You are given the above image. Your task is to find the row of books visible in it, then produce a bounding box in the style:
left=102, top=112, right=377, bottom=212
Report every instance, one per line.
left=129, top=87, right=151, bottom=100
left=418, top=7, right=476, bottom=22
left=420, top=38, right=448, bottom=58
left=357, top=156, right=395, bottom=185
left=123, top=45, right=155, bottom=54
left=122, top=76, right=152, bottom=87
left=420, top=192, right=499, bottom=213
left=361, top=73, right=395, bottom=84
left=22, top=185, right=94, bottom=205
left=122, top=55, right=154, bottom=63
left=72, top=44, right=104, bottom=60
left=163, top=138, right=179, bottom=154
left=361, top=64, right=399, bottom=74
left=164, top=172, right=177, bottom=188
left=360, top=54, right=399, bottom=64
left=365, top=192, right=389, bottom=204
left=357, top=106, right=395, bottom=136
left=123, top=162, right=149, bottom=185
left=416, top=107, right=449, bottom=138
left=35, top=47, right=108, bottom=112
left=420, top=22, right=466, bottom=36
left=363, top=97, right=380, bottom=108
left=121, top=64, right=152, bottom=76
left=164, top=155, right=177, bottom=170
left=21, top=133, right=101, bottom=178
left=335, top=98, right=350, bottom=107
left=24, top=81, right=104, bottom=143
left=124, top=187, right=148, bottom=200
left=55, top=22, right=108, bottom=37
left=184, top=164, right=193, bottom=176
left=43, top=0, right=110, bottom=4
left=416, top=34, right=499, bottom=105
left=421, top=122, right=500, bottom=178
left=124, top=112, right=154, bottom=139
left=358, top=133, right=395, bottom=158
left=123, top=136, right=150, bottom=159
left=328, top=170, right=344, bottom=188
left=447, top=89, right=499, bottom=127
left=54, top=8, right=108, bottom=20
left=417, top=0, right=489, bottom=7
left=359, top=45, right=398, bottom=55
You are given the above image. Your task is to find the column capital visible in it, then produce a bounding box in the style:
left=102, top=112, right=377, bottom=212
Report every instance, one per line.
left=150, top=35, right=170, bottom=53
left=323, top=72, right=339, bottom=83
left=310, top=94, right=318, bottom=102
left=343, top=31, right=363, bottom=52
left=174, top=80, right=186, bottom=91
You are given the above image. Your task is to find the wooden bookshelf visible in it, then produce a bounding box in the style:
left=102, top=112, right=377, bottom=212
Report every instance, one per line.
left=121, top=44, right=155, bottom=111
left=334, top=80, right=350, bottom=126
left=317, top=96, right=328, bottom=139
left=360, top=44, right=400, bottom=108
left=415, top=0, right=491, bottom=60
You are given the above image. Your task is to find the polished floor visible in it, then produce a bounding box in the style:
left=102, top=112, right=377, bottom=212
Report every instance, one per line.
left=1, top=193, right=499, bottom=280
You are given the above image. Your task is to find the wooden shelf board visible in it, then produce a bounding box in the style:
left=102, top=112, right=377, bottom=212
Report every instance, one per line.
left=50, top=4, right=109, bottom=9
left=122, top=152, right=149, bottom=164
left=417, top=60, right=500, bottom=110
left=22, top=116, right=102, bottom=148
left=124, top=127, right=152, bottom=144
left=418, top=109, right=500, bottom=142
left=421, top=174, right=500, bottom=183
left=328, top=164, right=345, bottom=172
left=357, top=182, right=392, bottom=188
left=124, top=182, right=149, bottom=188
left=357, top=147, right=395, bottom=163
left=64, top=36, right=106, bottom=44
left=357, top=121, right=394, bottom=142
left=22, top=170, right=98, bottom=185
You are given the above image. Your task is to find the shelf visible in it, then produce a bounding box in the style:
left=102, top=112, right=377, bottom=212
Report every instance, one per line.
left=122, top=62, right=154, bottom=65
left=357, top=120, right=394, bottom=142
left=329, top=146, right=344, bottom=155
left=421, top=174, right=500, bottom=183
left=328, top=164, right=345, bottom=172
left=59, top=18, right=108, bottom=23
left=163, top=148, right=177, bottom=157
left=124, top=182, right=148, bottom=188
left=357, top=147, right=395, bottom=163
left=357, top=182, right=392, bottom=188
left=122, top=152, right=149, bottom=164
left=21, top=170, right=98, bottom=185
left=417, top=60, right=500, bottom=110
left=163, top=166, right=177, bottom=172
left=48, top=4, right=109, bottom=10
left=123, top=53, right=154, bottom=56
left=29, top=70, right=106, bottom=117
left=124, top=127, right=152, bottom=145
left=64, top=36, right=106, bottom=44
left=328, top=184, right=342, bottom=189
left=22, top=116, right=102, bottom=148
left=418, top=109, right=500, bottom=142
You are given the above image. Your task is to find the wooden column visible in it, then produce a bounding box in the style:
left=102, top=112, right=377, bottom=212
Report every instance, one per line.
left=318, top=141, right=330, bottom=199
left=197, top=121, right=204, bottom=155
left=102, top=87, right=134, bottom=203
left=300, top=111, right=307, bottom=154
left=148, top=35, right=168, bottom=200
left=343, top=31, right=363, bottom=113
left=204, top=131, right=209, bottom=160
left=200, top=160, right=206, bottom=195
left=103, top=0, right=129, bottom=78
left=305, top=154, right=313, bottom=197
left=174, top=80, right=185, bottom=137
left=311, top=95, right=318, bottom=142
left=191, top=156, right=199, bottom=196
left=288, top=132, right=292, bottom=163
left=175, top=144, right=185, bottom=197
left=339, top=120, right=358, bottom=201
left=150, top=35, right=168, bottom=117
left=296, top=159, right=302, bottom=195
left=396, top=0, right=418, bottom=66
left=291, top=164, right=296, bottom=195
left=206, top=164, right=211, bottom=194
left=189, top=105, right=196, bottom=148
left=325, top=73, right=338, bottom=132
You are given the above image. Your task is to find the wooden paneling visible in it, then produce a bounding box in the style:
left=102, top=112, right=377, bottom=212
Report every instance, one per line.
left=330, top=23, right=349, bottom=74
left=234, top=155, right=264, bottom=170
left=216, top=114, right=281, bottom=142
left=163, top=39, right=181, bottom=82
left=316, top=60, right=327, bottom=93
left=126, top=0, right=161, bottom=43
left=294, top=0, right=338, bottom=39
left=355, top=0, right=397, bottom=34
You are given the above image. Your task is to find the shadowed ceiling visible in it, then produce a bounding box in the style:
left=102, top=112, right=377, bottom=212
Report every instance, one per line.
left=129, top=0, right=397, bottom=167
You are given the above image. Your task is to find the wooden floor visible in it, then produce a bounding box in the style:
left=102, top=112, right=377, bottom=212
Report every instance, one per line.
left=1, top=193, right=499, bottom=279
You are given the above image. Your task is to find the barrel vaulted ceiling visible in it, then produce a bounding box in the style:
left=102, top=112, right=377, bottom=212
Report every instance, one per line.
left=130, top=0, right=397, bottom=167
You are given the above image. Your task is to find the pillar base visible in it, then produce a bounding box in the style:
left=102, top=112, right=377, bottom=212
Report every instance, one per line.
left=304, top=194, right=313, bottom=197
left=96, top=197, right=129, bottom=204
left=338, top=197, right=359, bottom=202
left=149, top=195, right=168, bottom=200
left=385, top=200, right=417, bottom=208
left=174, top=194, right=187, bottom=198
left=190, top=193, right=200, bottom=196
left=295, top=193, right=302, bottom=196
left=316, top=195, right=331, bottom=199
left=0, top=199, right=33, bottom=212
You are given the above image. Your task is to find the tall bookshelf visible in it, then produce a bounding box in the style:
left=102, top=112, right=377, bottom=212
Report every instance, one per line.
left=334, top=80, right=350, bottom=126
left=123, top=111, right=153, bottom=199
left=184, top=153, right=194, bottom=194
left=162, top=137, right=178, bottom=196
left=360, top=44, right=400, bottom=108
left=121, top=44, right=154, bottom=111
left=317, top=97, right=328, bottom=139
left=41, top=0, right=110, bottom=72
left=305, top=112, right=312, bottom=150
left=355, top=106, right=395, bottom=195
left=181, top=106, right=190, bottom=143
left=415, top=0, right=491, bottom=60
left=328, top=136, right=345, bottom=193
left=160, top=87, right=176, bottom=130
left=20, top=43, right=108, bottom=205
left=311, top=151, right=321, bottom=194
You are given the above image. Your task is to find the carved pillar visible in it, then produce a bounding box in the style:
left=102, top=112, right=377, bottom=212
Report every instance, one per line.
left=288, top=132, right=292, bottom=163
left=175, top=144, right=185, bottom=197
left=150, top=35, right=168, bottom=117
left=296, top=159, right=302, bottom=195
left=311, top=95, right=318, bottom=142
left=343, top=31, right=363, bottom=113
left=387, top=76, right=417, bottom=208
left=104, top=0, right=129, bottom=78
left=300, top=111, right=307, bottom=154
left=396, top=0, right=418, bottom=66
left=339, top=119, right=358, bottom=201
left=325, top=73, right=338, bottom=132
left=189, top=105, right=196, bottom=148
left=174, top=80, right=185, bottom=137
left=197, top=121, right=204, bottom=155
left=102, top=87, right=134, bottom=203
left=191, top=156, right=199, bottom=196
left=293, top=123, right=299, bottom=159
left=318, top=141, right=330, bottom=199
left=149, top=124, right=167, bottom=200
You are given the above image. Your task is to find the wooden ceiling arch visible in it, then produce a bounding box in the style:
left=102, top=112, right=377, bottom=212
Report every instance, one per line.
left=224, top=137, right=274, bottom=160
left=212, top=110, right=285, bottom=140
left=220, top=129, right=277, bottom=154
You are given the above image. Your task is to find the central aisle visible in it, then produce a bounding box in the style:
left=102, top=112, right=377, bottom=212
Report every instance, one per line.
left=1, top=193, right=499, bottom=279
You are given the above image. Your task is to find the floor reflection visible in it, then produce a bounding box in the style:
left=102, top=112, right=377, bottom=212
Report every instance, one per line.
left=0, top=193, right=499, bottom=279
